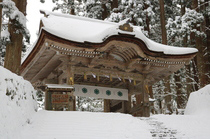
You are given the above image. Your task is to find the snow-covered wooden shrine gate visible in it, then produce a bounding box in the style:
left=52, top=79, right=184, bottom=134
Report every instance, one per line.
left=20, top=11, right=197, bottom=117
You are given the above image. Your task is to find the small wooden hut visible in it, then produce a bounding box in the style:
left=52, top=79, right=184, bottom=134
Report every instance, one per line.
left=20, top=11, right=197, bottom=117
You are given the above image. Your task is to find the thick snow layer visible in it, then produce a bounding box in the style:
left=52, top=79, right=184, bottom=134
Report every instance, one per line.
left=0, top=66, right=37, bottom=139
left=41, top=11, right=198, bottom=55
left=21, top=111, right=152, bottom=139
left=46, top=84, right=74, bottom=89
left=185, top=84, right=210, bottom=115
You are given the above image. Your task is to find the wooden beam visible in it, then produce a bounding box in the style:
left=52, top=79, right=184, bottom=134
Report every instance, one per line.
left=123, top=50, right=133, bottom=59
left=129, top=47, right=138, bottom=56
left=73, top=66, right=143, bottom=81
left=88, top=55, right=100, bottom=68
left=115, top=81, right=124, bottom=87
left=125, top=58, right=139, bottom=69
left=112, top=51, right=130, bottom=61
left=21, top=44, right=47, bottom=76
left=31, top=52, right=58, bottom=82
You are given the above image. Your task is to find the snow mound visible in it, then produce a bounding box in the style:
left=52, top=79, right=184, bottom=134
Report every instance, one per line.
left=0, top=66, right=37, bottom=139
left=185, top=84, right=210, bottom=115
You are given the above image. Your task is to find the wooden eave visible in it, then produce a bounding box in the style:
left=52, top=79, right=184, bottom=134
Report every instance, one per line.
left=20, top=29, right=197, bottom=87
left=40, top=29, right=197, bottom=58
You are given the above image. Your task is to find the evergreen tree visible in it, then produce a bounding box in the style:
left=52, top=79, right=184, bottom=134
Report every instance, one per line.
left=1, top=0, right=29, bottom=74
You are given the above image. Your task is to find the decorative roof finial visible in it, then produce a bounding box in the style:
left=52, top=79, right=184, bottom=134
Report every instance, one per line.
left=119, top=19, right=133, bottom=32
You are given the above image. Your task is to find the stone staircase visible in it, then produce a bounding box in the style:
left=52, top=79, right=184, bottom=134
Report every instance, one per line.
left=139, top=117, right=183, bottom=139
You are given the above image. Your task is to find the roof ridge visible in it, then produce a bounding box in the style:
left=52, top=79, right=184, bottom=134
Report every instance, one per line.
left=40, top=10, right=118, bottom=26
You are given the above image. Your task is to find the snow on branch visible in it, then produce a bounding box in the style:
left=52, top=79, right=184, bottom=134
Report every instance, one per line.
left=1, top=0, right=30, bottom=42
left=166, top=8, right=205, bottom=40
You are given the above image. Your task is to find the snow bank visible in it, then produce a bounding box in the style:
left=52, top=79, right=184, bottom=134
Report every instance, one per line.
left=0, top=66, right=37, bottom=139
left=185, top=84, right=210, bottom=115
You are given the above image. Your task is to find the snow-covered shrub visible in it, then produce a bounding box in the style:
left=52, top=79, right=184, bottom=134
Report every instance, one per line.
left=0, top=66, right=37, bottom=139
left=36, top=90, right=45, bottom=110
left=76, top=96, right=103, bottom=112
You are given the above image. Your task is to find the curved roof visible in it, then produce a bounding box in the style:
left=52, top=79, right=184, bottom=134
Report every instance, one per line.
left=41, top=11, right=197, bottom=55
left=20, top=11, right=198, bottom=87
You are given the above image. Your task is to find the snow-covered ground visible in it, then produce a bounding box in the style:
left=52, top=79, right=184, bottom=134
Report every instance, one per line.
left=153, top=114, right=210, bottom=138
left=21, top=111, right=152, bottom=139
left=0, top=66, right=210, bottom=139
left=153, top=85, right=210, bottom=138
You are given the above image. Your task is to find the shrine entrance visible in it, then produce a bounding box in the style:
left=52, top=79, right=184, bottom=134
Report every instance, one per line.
left=20, top=11, right=197, bottom=117
left=44, top=83, right=131, bottom=113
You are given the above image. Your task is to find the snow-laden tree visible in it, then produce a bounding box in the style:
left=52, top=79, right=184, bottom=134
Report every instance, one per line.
left=0, top=0, right=30, bottom=74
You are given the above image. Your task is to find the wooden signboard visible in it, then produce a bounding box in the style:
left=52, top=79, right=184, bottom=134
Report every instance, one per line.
left=51, top=94, right=69, bottom=103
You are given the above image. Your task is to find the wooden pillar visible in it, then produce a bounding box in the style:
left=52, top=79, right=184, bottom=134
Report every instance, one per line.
left=142, top=78, right=150, bottom=117
left=45, top=90, right=52, bottom=110
left=124, top=94, right=131, bottom=114
left=124, top=83, right=133, bottom=113
left=135, top=76, right=150, bottom=117
left=67, top=65, right=76, bottom=111
left=104, top=99, right=110, bottom=112
left=149, top=86, right=155, bottom=114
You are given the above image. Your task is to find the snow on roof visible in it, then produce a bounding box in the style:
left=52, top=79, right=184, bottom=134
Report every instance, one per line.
left=41, top=11, right=198, bottom=55
left=46, top=84, right=74, bottom=89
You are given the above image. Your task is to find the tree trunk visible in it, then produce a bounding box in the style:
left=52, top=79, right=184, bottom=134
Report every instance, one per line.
left=181, top=0, right=187, bottom=47
left=159, top=0, right=167, bottom=44
left=144, top=2, right=150, bottom=36
left=111, top=0, right=118, bottom=10
left=159, top=0, right=171, bottom=114
left=164, top=77, right=172, bottom=114
left=130, top=3, right=137, bottom=25
left=190, top=0, right=200, bottom=90
left=191, top=0, right=208, bottom=89
left=205, top=0, right=210, bottom=85
left=70, top=2, right=75, bottom=15
left=181, top=0, right=192, bottom=96
left=4, top=0, right=27, bottom=75
left=0, top=0, right=2, bottom=39
left=102, top=4, right=108, bottom=20
left=200, top=0, right=210, bottom=87
left=175, top=71, right=184, bottom=109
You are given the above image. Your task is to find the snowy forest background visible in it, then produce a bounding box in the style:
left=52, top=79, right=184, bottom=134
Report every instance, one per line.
left=0, top=0, right=209, bottom=114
